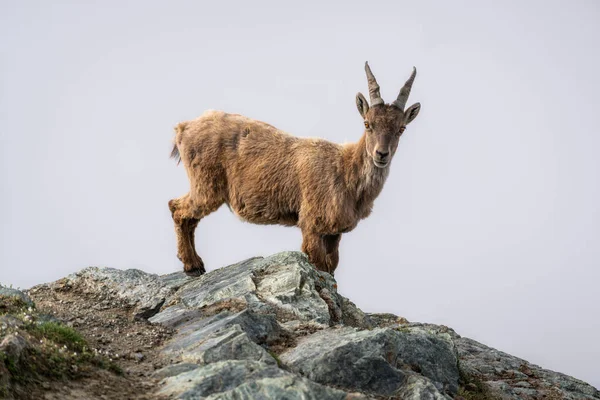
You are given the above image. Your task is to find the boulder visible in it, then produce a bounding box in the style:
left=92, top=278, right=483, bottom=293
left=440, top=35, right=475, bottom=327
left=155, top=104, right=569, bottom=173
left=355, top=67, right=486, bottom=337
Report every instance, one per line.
left=0, top=286, right=33, bottom=305
left=157, top=360, right=363, bottom=400
left=58, top=267, right=189, bottom=319
left=160, top=310, right=279, bottom=366
left=279, top=325, right=459, bottom=396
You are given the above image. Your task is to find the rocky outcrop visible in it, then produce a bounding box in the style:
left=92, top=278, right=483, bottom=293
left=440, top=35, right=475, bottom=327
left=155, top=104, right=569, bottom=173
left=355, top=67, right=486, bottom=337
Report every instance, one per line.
left=156, top=360, right=365, bottom=400
left=7, top=252, right=599, bottom=399
left=279, top=326, right=459, bottom=396
left=456, top=336, right=599, bottom=399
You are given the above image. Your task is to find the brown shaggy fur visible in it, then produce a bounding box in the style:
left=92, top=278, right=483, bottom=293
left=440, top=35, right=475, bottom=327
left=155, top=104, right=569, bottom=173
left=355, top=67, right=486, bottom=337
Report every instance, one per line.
left=169, top=66, right=421, bottom=276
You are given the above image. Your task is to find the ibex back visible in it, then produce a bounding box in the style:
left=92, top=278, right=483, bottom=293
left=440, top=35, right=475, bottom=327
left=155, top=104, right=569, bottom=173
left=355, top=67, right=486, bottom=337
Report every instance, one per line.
left=169, top=62, right=421, bottom=276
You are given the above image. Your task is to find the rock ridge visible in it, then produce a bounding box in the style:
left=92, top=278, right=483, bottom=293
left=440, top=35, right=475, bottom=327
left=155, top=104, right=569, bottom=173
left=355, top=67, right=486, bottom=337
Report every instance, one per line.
left=1, top=251, right=598, bottom=399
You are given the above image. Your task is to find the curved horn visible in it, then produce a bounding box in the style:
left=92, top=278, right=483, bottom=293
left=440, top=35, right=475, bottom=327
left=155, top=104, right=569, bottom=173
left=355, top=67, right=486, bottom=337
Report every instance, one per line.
left=365, top=62, right=384, bottom=106
left=392, top=67, right=417, bottom=110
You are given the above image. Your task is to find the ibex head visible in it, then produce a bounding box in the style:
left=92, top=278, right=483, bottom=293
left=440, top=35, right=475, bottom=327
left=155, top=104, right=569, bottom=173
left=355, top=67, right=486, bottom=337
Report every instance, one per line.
left=356, top=62, right=421, bottom=168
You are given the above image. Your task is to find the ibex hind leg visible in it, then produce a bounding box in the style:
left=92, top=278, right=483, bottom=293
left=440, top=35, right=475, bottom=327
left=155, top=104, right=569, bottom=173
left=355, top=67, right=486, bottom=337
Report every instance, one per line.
left=169, top=193, right=222, bottom=276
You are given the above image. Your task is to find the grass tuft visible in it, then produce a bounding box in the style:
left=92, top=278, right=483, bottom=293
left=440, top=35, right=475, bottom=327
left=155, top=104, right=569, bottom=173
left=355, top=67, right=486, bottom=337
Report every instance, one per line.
left=31, top=322, right=87, bottom=353
left=0, top=295, right=29, bottom=315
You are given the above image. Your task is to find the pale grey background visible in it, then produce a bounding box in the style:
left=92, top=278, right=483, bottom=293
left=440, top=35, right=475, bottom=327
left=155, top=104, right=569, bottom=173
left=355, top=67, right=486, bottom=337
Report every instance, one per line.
left=1, top=0, right=599, bottom=388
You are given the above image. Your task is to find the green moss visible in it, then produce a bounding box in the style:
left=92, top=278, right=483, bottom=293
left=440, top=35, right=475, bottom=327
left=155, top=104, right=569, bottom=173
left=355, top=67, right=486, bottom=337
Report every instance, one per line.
left=108, top=362, right=124, bottom=376
left=268, top=350, right=282, bottom=368
left=30, top=322, right=87, bottom=353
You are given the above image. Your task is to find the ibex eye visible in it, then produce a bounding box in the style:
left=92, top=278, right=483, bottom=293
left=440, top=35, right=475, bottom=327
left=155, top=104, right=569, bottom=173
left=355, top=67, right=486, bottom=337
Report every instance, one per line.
left=399, top=126, right=406, bottom=133
left=364, top=121, right=370, bottom=129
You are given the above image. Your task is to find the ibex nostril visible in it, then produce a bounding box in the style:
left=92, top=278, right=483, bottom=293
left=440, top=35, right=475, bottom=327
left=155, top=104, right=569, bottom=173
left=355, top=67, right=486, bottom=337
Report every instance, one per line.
left=376, top=150, right=389, bottom=159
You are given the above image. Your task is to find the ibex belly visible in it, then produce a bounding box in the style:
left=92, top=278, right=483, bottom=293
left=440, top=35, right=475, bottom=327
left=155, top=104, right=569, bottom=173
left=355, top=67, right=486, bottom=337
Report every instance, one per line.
left=226, top=194, right=299, bottom=227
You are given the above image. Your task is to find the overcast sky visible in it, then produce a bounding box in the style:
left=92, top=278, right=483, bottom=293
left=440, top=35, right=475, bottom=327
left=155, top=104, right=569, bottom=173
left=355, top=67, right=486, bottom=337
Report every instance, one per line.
left=1, top=0, right=599, bottom=389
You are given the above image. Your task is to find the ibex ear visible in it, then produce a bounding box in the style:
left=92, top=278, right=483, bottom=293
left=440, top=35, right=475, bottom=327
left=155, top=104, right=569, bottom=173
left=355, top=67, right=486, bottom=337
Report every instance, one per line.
left=356, top=92, right=369, bottom=118
left=404, top=102, right=421, bottom=125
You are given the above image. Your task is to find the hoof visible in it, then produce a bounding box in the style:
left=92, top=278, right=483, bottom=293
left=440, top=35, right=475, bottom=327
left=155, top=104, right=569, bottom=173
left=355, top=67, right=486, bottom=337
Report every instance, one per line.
left=184, top=259, right=205, bottom=277
left=184, top=267, right=204, bottom=277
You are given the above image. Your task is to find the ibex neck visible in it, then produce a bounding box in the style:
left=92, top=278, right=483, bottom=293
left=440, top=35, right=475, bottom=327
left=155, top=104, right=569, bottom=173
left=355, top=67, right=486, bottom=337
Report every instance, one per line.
left=343, top=133, right=390, bottom=206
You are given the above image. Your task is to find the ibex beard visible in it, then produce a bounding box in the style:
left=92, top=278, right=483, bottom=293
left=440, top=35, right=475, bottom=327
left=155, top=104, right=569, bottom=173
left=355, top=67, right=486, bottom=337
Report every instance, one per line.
left=169, top=62, right=421, bottom=277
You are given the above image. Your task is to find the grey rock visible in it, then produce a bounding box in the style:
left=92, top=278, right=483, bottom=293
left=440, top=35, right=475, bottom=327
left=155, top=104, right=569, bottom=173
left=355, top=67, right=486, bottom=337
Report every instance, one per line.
left=280, top=327, right=405, bottom=395
left=252, top=252, right=341, bottom=324
left=168, top=252, right=349, bottom=326
left=62, top=267, right=189, bottom=319
left=157, top=360, right=287, bottom=398
left=148, top=303, right=201, bottom=327
left=389, top=325, right=460, bottom=394
left=0, top=333, right=29, bottom=360
left=404, top=322, right=460, bottom=339
left=158, top=360, right=362, bottom=400
left=204, top=375, right=369, bottom=400
left=396, top=374, right=451, bottom=400
left=280, top=325, right=459, bottom=396
left=0, top=315, right=25, bottom=330
left=35, top=313, right=62, bottom=325
left=0, top=286, right=33, bottom=305
left=158, top=271, right=192, bottom=292
left=457, top=336, right=600, bottom=399
left=174, top=257, right=261, bottom=310
left=367, top=312, right=410, bottom=328
left=16, top=252, right=598, bottom=400
left=161, top=310, right=280, bottom=365
left=165, top=309, right=281, bottom=346
left=340, top=296, right=372, bottom=329
left=153, top=363, right=199, bottom=379
left=170, top=324, right=275, bottom=365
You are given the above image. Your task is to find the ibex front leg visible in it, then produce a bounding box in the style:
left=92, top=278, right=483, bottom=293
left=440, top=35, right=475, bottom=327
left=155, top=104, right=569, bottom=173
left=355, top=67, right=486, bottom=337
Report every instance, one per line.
left=323, top=234, right=341, bottom=276
left=301, top=230, right=328, bottom=273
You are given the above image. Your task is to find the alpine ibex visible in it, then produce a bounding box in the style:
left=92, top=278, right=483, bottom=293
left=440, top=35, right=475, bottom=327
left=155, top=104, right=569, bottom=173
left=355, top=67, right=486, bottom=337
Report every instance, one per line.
left=169, top=62, right=421, bottom=276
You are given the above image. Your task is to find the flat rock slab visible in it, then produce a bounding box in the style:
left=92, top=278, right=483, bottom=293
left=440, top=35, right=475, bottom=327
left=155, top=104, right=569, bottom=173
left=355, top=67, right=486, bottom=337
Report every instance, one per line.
left=160, top=310, right=281, bottom=366
left=280, top=325, right=459, bottom=396
left=175, top=257, right=260, bottom=310
left=56, top=267, right=190, bottom=319
left=157, top=360, right=367, bottom=400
